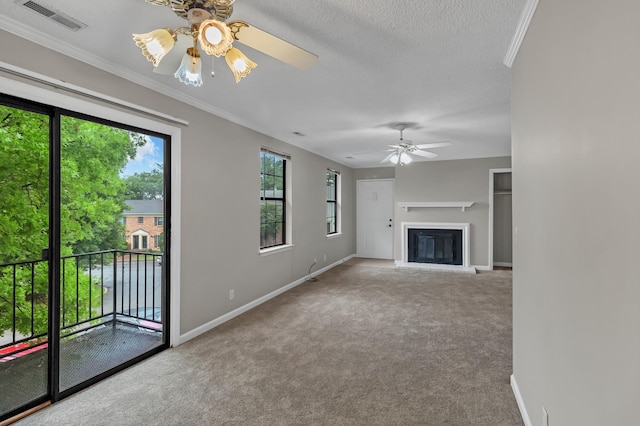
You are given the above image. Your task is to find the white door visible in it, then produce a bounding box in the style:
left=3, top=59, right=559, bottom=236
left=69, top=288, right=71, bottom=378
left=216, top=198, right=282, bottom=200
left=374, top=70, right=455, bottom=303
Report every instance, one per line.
left=357, top=179, right=394, bottom=259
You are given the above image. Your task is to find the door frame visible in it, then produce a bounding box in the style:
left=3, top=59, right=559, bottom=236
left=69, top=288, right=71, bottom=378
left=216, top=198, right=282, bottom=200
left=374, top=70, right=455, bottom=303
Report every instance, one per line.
left=0, top=71, right=182, bottom=414
left=356, top=178, right=395, bottom=259
left=488, top=168, right=512, bottom=270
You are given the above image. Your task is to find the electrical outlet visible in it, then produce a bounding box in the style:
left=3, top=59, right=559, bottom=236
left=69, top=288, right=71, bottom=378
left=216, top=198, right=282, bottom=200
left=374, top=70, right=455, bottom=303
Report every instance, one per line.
left=229, top=289, right=234, bottom=300
left=542, top=407, right=549, bottom=426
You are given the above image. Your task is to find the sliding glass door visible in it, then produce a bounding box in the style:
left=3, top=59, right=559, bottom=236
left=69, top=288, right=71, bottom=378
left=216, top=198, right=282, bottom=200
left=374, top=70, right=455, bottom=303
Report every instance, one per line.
left=0, top=95, right=169, bottom=421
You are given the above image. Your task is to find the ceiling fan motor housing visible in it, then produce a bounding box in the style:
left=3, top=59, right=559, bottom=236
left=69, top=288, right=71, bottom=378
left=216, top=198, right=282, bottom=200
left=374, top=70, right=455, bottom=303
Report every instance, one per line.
left=146, top=0, right=235, bottom=21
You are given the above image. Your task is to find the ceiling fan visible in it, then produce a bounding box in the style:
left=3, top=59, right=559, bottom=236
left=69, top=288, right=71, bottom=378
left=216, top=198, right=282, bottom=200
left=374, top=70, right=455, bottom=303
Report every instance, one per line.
left=134, top=0, right=318, bottom=86
left=381, top=124, right=452, bottom=166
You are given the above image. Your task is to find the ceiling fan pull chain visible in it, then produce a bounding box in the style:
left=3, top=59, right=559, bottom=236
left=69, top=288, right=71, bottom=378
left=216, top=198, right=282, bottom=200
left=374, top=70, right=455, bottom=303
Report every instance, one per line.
left=211, top=56, right=215, bottom=77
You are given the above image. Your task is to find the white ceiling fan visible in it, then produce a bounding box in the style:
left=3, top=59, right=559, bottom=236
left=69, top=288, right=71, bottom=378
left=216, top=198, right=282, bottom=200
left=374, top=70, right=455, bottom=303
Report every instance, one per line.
left=381, top=124, right=451, bottom=166
left=134, top=0, right=318, bottom=86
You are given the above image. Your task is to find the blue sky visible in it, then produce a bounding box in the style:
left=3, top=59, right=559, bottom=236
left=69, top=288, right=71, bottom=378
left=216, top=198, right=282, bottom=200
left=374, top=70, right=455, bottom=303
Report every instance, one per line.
left=120, top=135, right=164, bottom=177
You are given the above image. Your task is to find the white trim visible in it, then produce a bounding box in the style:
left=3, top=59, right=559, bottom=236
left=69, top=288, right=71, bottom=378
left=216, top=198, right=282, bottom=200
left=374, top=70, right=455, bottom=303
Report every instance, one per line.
left=395, top=260, right=476, bottom=274
left=177, top=254, right=355, bottom=345
left=488, top=168, right=512, bottom=271
left=503, top=0, right=541, bottom=67
left=0, top=61, right=188, bottom=126
left=259, top=244, right=294, bottom=257
left=397, top=201, right=474, bottom=212
left=169, top=137, right=182, bottom=348
left=400, top=222, right=472, bottom=271
left=326, top=232, right=342, bottom=239
left=511, top=375, right=533, bottom=426
left=0, top=72, right=183, bottom=348
left=493, top=262, right=513, bottom=268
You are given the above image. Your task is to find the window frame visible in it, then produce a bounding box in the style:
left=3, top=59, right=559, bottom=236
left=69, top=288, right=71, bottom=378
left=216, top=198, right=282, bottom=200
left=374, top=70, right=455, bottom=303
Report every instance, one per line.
left=155, top=216, right=164, bottom=226
left=326, top=169, right=339, bottom=235
left=259, top=148, right=290, bottom=251
left=137, top=216, right=144, bottom=224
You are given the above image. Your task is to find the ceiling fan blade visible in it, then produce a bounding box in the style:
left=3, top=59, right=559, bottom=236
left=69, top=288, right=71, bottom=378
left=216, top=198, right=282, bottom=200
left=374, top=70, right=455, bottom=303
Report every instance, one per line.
left=228, top=21, right=318, bottom=70
left=153, top=33, right=192, bottom=75
left=381, top=152, right=396, bottom=163
left=415, top=142, right=452, bottom=149
left=412, top=150, right=438, bottom=159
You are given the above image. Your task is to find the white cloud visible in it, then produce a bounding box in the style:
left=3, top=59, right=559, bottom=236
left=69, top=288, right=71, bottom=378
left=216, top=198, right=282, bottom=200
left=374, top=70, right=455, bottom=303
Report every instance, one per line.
left=133, top=135, right=157, bottom=163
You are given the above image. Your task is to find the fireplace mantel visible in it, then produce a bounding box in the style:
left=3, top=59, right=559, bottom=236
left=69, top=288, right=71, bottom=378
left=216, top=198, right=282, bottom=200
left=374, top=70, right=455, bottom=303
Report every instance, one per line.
left=397, top=202, right=474, bottom=212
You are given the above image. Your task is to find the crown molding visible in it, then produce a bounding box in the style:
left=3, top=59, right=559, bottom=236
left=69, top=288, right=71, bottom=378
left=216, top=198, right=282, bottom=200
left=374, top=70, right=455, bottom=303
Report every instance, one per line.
left=503, top=0, right=540, bottom=68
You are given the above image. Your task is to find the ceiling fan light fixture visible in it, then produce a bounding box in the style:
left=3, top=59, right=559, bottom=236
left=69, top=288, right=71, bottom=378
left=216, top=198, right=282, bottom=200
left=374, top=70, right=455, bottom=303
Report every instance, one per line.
left=132, top=29, right=176, bottom=67
left=174, top=47, right=203, bottom=87
left=399, top=152, right=413, bottom=165
left=198, top=19, right=234, bottom=56
left=224, top=47, right=257, bottom=82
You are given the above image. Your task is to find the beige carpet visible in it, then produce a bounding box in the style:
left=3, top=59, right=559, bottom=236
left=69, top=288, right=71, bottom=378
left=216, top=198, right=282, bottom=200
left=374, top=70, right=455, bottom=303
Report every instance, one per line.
left=16, top=258, right=523, bottom=425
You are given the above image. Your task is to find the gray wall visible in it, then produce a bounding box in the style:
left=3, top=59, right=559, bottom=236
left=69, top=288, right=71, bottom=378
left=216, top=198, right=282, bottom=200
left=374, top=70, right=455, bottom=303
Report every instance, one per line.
left=512, top=1, right=640, bottom=424
left=352, top=167, right=395, bottom=180
left=0, top=30, right=356, bottom=337
left=394, top=157, right=511, bottom=267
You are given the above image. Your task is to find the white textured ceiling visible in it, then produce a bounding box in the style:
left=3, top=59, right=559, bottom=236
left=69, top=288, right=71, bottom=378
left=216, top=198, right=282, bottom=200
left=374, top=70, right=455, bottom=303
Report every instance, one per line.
left=0, top=0, right=525, bottom=168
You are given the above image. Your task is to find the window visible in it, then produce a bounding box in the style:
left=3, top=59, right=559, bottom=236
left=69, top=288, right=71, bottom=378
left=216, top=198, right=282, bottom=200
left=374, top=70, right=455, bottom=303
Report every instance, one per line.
left=155, top=216, right=164, bottom=226
left=153, top=235, right=159, bottom=248
left=326, top=169, right=339, bottom=235
left=133, top=235, right=139, bottom=250
left=260, top=149, right=287, bottom=249
left=137, top=216, right=144, bottom=224
left=122, top=217, right=127, bottom=225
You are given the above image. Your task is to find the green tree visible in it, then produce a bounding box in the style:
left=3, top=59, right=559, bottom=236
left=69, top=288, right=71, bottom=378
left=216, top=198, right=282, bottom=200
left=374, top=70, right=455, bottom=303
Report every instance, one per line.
left=0, top=106, right=143, bottom=338
left=123, top=168, right=164, bottom=200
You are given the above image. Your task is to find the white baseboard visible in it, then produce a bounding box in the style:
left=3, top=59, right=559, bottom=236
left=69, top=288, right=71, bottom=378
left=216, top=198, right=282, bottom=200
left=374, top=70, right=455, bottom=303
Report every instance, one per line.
left=474, top=265, right=491, bottom=271
left=494, top=262, right=513, bottom=268
left=177, top=254, right=355, bottom=346
left=511, top=374, right=532, bottom=426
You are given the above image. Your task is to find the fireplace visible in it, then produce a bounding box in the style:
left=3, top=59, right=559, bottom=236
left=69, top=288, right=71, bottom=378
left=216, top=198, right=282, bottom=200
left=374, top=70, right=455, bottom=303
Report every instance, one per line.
left=408, top=229, right=462, bottom=265
left=398, top=222, right=474, bottom=273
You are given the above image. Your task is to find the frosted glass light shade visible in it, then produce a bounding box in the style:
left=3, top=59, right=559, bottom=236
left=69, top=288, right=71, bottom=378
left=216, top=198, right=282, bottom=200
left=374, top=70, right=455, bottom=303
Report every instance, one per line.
left=399, top=152, right=413, bottom=165
left=224, top=48, right=257, bottom=83
left=389, top=153, right=400, bottom=164
left=133, top=29, right=175, bottom=67
left=174, top=47, right=203, bottom=87
left=198, top=19, right=233, bottom=57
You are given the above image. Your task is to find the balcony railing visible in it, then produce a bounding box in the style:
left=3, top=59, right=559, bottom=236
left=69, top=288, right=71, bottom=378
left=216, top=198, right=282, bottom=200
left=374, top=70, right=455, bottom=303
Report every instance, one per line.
left=0, top=250, right=163, bottom=360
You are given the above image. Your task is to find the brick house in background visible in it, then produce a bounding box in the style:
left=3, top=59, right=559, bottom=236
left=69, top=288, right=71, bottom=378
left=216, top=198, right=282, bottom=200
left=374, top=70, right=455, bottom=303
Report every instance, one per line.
left=123, top=199, right=164, bottom=252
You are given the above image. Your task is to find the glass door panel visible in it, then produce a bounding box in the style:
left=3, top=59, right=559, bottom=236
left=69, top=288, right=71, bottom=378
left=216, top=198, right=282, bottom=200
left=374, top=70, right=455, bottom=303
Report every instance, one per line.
left=58, top=115, right=165, bottom=392
left=0, top=104, right=50, bottom=417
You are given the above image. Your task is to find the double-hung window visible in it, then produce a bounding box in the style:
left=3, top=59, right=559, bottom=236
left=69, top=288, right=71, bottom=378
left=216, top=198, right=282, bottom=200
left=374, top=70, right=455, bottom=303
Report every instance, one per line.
left=326, top=169, right=339, bottom=235
left=260, top=149, right=287, bottom=249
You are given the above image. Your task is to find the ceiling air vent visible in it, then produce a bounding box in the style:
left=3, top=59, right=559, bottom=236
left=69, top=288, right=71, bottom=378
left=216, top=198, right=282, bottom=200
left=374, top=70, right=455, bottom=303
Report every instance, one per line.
left=18, top=0, right=87, bottom=31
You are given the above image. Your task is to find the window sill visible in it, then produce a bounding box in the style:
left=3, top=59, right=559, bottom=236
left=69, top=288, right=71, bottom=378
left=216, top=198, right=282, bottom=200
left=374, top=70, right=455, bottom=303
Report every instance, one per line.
left=259, top=244, right=294, bottom=257
left=326, top=232, right=342, bottom=239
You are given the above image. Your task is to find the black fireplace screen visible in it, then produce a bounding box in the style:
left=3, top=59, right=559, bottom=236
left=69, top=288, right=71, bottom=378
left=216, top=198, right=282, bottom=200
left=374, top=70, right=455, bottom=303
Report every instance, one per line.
left=408, top=229, right=463, bottom=265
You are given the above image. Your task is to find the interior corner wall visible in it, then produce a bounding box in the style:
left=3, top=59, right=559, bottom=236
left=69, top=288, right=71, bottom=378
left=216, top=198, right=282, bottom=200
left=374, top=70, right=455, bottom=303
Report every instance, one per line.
left=511, top=1, right=640, bottom=425
left=0, top=30, right=356, bottom=338
left=393, top=157, right=511, bottom=267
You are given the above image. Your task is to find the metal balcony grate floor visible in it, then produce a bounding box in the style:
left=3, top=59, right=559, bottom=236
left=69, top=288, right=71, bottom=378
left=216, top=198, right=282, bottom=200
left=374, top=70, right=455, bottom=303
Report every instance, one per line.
left=0, top=322, right=162, bottom=416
